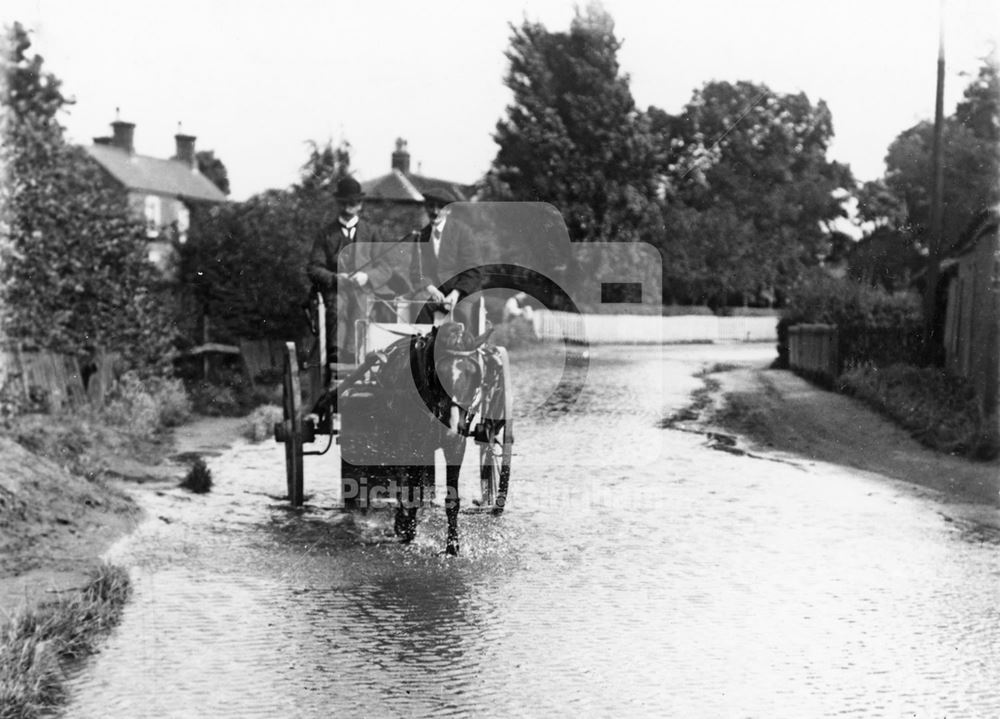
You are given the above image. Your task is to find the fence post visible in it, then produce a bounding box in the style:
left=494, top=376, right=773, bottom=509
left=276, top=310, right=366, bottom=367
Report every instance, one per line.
left=831, top=325, right=840, bottom=381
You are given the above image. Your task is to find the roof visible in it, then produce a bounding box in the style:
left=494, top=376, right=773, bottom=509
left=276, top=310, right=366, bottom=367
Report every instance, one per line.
left=85, top=144, right=227, bottom=203
left=949, top=207, right=999, bottom=258
left=362, top=168, right=472, bottom=203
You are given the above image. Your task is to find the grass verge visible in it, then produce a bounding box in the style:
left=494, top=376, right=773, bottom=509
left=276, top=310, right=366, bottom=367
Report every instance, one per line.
left=0, top=564, right=132, bottom=719
left=838, top=363, right=999, bottom=460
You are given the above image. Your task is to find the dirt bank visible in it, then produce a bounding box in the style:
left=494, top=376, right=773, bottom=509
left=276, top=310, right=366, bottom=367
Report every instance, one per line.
left=0, top=415, right=246, bottom=613
left=684, top=362, right=1000, bottom=510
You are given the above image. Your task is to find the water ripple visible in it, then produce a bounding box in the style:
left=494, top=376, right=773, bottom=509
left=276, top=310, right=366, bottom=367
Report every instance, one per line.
left=66, top=345, right=1000, bottom=718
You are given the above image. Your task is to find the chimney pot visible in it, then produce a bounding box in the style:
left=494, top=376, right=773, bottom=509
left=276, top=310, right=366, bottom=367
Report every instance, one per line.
left=111, top=120, right=135, bottom=153
left=391, top=138, right=410, bottom=173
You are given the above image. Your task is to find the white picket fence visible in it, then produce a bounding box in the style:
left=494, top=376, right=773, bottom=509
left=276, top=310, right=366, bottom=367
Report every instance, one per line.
left=530, top=310, right=778, bottom=344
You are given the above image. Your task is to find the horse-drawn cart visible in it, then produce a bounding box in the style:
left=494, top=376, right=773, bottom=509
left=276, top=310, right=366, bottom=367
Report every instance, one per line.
left=273, top=295, right=513, bottom=550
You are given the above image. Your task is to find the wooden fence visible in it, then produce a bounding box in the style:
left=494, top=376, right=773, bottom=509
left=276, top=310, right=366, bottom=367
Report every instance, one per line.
left=0, top=345, right=119, bottom=410
left=530, top=310, right=778, bottom=344
left=787, top=324, right=839, bottom=385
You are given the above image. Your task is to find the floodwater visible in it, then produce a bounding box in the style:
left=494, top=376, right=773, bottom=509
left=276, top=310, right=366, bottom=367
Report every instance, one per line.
left=67, top=344, right=1000, bottom=718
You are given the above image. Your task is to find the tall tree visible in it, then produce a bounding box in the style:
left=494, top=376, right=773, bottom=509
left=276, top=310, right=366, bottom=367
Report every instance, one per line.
left=491, top=4, right=660, bottom=242
left=0, top=22, right=175, bottom=370
left=879, top=118, right=997, bottom=254
left=858, top=55, right=1000, bottom=257
left=660, top=80, right=852, bottom=304
left=954, top=51, right=999, bottom=143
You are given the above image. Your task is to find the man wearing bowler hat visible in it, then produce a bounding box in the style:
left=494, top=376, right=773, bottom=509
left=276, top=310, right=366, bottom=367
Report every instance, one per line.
left=409, top=187, right=482, bottom=332
left=307, top=176, right=393, bottom=362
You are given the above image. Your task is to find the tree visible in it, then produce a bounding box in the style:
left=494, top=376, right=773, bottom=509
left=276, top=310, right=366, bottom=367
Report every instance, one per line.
left=880, top=118, right=998, bottom=256
left=196, top=150, right=230, bottom=196
left=0, top=22, right=175, bottom=370
left=862, top=55, right=1000, bottom=257
left=491, top=4, right=661, bottom=242
left=177, top=139, right=356, bottom=342
left=659, top=80, right=852, bottom=303
left=179, top=192, right=311, bottom=342
left=954, top=51, right=999, bottom=143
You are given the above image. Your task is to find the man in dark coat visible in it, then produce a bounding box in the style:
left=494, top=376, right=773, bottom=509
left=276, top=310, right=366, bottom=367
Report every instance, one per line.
left=409, top=187, right=482, bottom=332
left=307, top=176, right=393, bottom=362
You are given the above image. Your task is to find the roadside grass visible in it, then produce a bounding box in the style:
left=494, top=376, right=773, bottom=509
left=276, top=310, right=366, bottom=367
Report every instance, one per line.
left=0, top=564, right=131, bottom=719
left=838, top=364, right=999, bottom=460
left=712, top=392, right=776, bottom=446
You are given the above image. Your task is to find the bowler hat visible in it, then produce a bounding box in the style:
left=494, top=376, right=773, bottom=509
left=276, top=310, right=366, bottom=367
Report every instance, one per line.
left=422, top=186, right=460, bottom=206
left=334, top=176, right=365, bottom=202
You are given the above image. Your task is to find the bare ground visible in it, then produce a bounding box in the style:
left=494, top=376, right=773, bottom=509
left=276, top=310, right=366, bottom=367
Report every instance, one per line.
left=0, top=415, right=246, bottom=616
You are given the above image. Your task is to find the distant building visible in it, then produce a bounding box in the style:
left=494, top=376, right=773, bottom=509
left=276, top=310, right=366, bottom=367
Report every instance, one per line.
left=362, top=138, right=473, bottom=205
left=86, top=118, right=227, bottom=272
left=356, top=140, right=475, bottom=295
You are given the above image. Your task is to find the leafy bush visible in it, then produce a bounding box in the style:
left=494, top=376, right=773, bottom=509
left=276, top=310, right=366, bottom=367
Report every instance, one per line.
left=184, top=365, right=276, bottom=417
left=776, top=272, right=924, bottom=369
left=839, top=363, right=998, bottom=460
left=783, top=270, right=922, bottom=327
left=179, top=457, right=212, bottom=493
left=101, top=372, right=192, bottom=435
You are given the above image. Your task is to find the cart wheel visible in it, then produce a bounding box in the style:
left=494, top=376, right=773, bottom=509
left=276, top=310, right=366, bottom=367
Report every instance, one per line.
left=281, top=341, right=305, bottom=506
left=479, top=346, right=513, bottom=513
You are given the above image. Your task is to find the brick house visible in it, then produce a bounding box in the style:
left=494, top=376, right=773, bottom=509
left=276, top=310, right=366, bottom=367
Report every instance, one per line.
left=86, top=118, right=227, bottom=272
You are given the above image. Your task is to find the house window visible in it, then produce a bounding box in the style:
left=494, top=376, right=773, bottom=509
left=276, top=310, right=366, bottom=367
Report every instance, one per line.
left=175, top=201, right=190, bottom=244
left=144, top=195, right=162, bottom=237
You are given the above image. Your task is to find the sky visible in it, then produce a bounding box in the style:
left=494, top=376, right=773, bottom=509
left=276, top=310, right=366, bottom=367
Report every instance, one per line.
left=5, top=0, right=998, bottom=201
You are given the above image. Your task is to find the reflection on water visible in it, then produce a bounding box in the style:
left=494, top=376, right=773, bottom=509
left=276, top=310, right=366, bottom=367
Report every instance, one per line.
left=67, top=344, right=1000, bottom=718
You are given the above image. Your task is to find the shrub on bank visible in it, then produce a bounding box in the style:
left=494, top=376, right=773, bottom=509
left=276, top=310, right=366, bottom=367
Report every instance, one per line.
left=839, top=364, right=998, bottom=460
left=0, top=564, right=131, bottom=719
left=101, top=372, right=192, bottom=435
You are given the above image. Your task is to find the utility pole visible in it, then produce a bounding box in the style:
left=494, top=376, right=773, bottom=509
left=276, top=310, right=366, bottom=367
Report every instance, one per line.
left=924, top=0, right=946, bottom=363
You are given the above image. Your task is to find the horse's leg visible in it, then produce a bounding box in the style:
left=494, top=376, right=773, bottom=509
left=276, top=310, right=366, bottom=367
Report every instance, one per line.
left=442, top=436, right=465, bottom=556
left=393, top=465, right=417, bottom=543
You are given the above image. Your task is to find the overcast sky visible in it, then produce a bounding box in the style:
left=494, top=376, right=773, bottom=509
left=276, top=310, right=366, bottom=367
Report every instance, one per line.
left=5, top=0, right=998, bottom=201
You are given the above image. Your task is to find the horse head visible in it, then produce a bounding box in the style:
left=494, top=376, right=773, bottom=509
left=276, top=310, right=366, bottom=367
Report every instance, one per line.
left=428, top=323, right=493, bottom=435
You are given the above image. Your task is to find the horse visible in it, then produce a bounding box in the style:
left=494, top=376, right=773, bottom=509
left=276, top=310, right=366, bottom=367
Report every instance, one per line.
left=376, top=322, right=491, bottom=555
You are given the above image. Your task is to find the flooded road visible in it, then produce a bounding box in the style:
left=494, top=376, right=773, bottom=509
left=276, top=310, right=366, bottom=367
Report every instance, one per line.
left=67, top=344, right=1000, bottom=718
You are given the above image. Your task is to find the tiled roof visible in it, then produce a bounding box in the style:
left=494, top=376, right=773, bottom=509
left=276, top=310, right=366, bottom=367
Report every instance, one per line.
left=362, top=169, right=472, bottom=203
left=85, top=145, right=227, bottom=203
left=362, top=169, right=423, bottom=202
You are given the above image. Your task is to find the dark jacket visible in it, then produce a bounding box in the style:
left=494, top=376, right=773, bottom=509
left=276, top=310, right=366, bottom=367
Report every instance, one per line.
left=409, top=218, right=482, bottom=299
left=306, top=219, right=393, bottom=293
